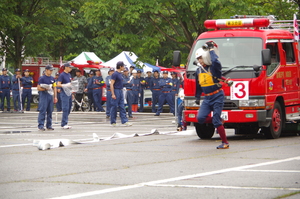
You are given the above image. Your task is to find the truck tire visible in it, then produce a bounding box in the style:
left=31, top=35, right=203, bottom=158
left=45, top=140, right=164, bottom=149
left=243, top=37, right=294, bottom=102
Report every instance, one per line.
left=195, top=123, right=215, bottom=139
left=261, top=102, right=283, bottom=139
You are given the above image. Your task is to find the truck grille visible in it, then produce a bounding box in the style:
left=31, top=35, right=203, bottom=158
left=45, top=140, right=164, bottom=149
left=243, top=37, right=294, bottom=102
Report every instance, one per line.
left=223, top=101, right=238, bottom=109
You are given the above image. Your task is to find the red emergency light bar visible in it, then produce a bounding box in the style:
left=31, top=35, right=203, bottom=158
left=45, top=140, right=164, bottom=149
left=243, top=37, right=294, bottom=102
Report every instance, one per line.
left=204, top=18, right=270, bottom=29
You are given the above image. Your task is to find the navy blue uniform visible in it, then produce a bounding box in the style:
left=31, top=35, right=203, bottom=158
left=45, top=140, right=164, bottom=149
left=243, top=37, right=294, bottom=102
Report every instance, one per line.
left=105, top=75, right=113, bottom=117
left=0, top=74, right=11, bottom=111
left=123, top=75, right=133, bottom=117
left=150, top=76, right=161, bottom=113
left=11, top=75, right=22, bottom=111
left=86, top=76, right=94, bottom=111
left=21, top=76, right=33, bottom=111
left=195, top=50, right=224, bottom=128
left=37, top=75, right=56, bottom=129
left=92, top=75, right=105, bottom=112
left=171, top=77, right=180, bottom=108
left=155, top=77, right=174, bottom=115
left=58, top=72, right=72, bottom=127
left=137, top=76, right=145, bottom=112
left=110, top=71, right=128, bottom=124
left=55, top=78, right=62, bottom=111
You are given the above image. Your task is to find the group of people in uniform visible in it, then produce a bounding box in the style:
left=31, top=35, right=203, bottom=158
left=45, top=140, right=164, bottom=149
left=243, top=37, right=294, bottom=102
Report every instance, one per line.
left=0, top=68, right=34, bottom=113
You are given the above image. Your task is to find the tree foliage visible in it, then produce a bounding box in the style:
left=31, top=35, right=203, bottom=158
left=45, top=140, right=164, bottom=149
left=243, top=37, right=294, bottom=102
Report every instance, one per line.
left=0, top=0, right=298, bottom=69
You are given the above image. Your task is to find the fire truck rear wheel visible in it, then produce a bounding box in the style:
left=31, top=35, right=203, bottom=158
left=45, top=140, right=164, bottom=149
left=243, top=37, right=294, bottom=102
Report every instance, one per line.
left=195, top=123, right=215, bottom=139
left=261, top=102, right=283, bottom=139
left=32, top=95, right=39, bottom=104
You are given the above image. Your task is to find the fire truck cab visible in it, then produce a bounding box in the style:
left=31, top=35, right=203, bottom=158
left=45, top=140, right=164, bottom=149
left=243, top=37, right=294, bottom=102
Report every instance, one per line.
left=174, top=16, right=300, bottom=139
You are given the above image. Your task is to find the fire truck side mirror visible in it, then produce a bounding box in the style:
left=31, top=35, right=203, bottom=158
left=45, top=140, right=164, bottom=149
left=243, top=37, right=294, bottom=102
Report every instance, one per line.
left=262, top=49, right=271, bottom=66
left=173, top=51, right=181, bottom=67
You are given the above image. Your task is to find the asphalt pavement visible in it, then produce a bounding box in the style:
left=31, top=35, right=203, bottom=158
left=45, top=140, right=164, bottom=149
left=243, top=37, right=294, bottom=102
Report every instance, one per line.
left=0, top=110, right=300, bottom=199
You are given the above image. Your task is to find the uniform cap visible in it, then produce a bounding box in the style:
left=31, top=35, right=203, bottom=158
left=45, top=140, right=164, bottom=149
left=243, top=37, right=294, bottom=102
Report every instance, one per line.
left=137, top=70, right=142, bottom=73
left=109, top=67, right=115, bottom=72
left=45, top=64, right=54, bottom=70
left=55, top=72, right=60, bottom=76
left=132, top=69, right=137, bottom=74
left=171, top=72, right=177, bottom=75
left=64, top=63, right=73, bottom=68
left=116, top=61, right=126, bottom=67
left=2, top=68, right=7, bottom=71
left=162, top=71, right=168, bottom=74
left=130, top=65, right=135, bottom=68
left=75, top=69, right=81, bottom=73
left=146, top=70, right=152, bottom=73
left=153, top=69, right=159, bottom=73
left=24, top=69, right=30, bottom=72
left=15, top=68, right=21, bottom=72
left=123, top=67, right=129, bottom=72
left=89, top=71, right=94, bottom=75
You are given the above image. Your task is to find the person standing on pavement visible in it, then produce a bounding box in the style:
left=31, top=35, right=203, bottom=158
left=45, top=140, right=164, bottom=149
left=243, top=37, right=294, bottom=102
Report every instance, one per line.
left=55, top=72, right=62, bottom=112
left=104, top=67, right=115, bottom=118
left=92, top=69, right=105, bottom=112
left=150, top=70, right=161, bottom=113
left=195, top=41, right=229, bottom=149
left=37, top=65, right=57, bottom=131
left=110, top=61, right=132, bottom=127
left=57, top=63, right=73, bottom=129
left=144, top=70, right=153, bottom=90
left=155, top=71, right=174, bottom=116
left=137, top=70, right=145, bottom=112
left=86, top=71, right=95, bottom=111
left=21, top=69, right=33, bottom=111
left=0, top=68, right=11, bottom=112
left=171, top=72, right=180, bottom=107
left=130, top=69, right=141, bottom=113
left=129, top=65, right=135, bottom=76
left=73, top=69, right=87, bottom=111
left=122, top=67, right=133, bottom=118
left=11, top=68, right=22, bottom=112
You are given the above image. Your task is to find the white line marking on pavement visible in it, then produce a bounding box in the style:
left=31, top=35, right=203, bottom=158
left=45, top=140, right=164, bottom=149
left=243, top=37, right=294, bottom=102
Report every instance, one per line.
left=239, top=169, right=300, bottom=173
left=147, top=184, right=300, bottom=191
left=49, top=156, right=300, bottom=199
left=0, top=143, right=32, bottom=148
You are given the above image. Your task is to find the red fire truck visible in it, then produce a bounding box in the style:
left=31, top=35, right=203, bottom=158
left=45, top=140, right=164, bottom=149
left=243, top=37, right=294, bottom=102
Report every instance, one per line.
left=173, top=15, right=300, bottom=139
left=22, top=57, right=109, bottom=104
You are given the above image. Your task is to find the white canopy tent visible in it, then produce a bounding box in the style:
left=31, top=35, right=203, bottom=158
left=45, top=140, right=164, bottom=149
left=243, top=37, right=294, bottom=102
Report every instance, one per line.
left=103, top=51, right=154, bottom=72
left=71, top=52, right=105, bottom=65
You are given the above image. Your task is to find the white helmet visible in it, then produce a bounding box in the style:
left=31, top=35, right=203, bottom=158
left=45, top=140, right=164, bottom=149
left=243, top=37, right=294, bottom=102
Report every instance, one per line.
left=195, top=48, right=206, bottom=59
left=195, top=48, right=212, bottom=65
left=132, top=69, right=137, bottom=74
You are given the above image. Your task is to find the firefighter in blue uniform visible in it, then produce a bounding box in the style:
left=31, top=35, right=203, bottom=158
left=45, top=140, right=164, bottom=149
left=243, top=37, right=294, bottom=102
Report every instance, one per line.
left=131, top=70, right=141, bottom=112
left=122, top=67, right=133, bottom=118
left=0, top=68, right=11, bottom=112
left=155, top=71, right=174, bottom=116
left=171, top=72, right=180, bottom=108
left=150, top=70, right=161, bottom=113
left=86, top=71, right=95, bottom=111
left=144, top=70, right=153, bottom=90
left=21, top=69, right=33, bottom=111
left=137, top=70, right=145, bottom=112
left=37, top=65, right=57, bottom=131
left=92, top=69, right=105, bottom=112
left=11, top=68, right=22, bottom=112
left=105, top=67, right=115, bottom=118
left=195, top=41, right=229, bottom=149
left=57, top=63, right=73, bottom=129
left=55, top=72, right=62, bottom=112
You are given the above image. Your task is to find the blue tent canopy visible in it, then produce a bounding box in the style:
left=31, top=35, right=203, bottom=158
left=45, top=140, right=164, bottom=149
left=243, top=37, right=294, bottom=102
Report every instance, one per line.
left=144, top=63, right=161, bottom=72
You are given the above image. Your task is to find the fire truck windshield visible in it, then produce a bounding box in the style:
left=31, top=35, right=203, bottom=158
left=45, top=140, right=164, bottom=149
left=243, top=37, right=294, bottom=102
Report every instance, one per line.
left=188, top=38, right=263, bottom=73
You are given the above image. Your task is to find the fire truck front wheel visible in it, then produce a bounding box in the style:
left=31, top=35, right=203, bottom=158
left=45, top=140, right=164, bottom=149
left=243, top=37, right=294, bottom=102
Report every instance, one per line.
left=195, top=123, right=215, bottom=139
left=261, top=102, right=283, bottom=139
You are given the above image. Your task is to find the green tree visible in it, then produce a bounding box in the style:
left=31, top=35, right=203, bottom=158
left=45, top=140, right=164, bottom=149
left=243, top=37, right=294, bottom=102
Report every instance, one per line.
left=0, top=0, right=75, bottom=70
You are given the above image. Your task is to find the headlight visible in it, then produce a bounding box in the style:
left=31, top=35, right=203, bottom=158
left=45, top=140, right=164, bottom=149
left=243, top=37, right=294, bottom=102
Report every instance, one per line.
left=184, top=99, right=202, bottom=108
left=239, top=99, right=265, bottom=107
